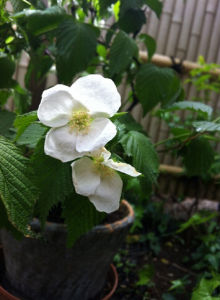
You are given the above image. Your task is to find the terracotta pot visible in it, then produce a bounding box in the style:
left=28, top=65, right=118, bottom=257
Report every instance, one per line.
left=0, top=200, right=133, bottom=300
left=0, top=264, right=118, bottom=300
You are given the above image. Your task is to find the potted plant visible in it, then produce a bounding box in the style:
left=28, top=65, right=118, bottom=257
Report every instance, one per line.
left=0, top=74, right=144, bottom=300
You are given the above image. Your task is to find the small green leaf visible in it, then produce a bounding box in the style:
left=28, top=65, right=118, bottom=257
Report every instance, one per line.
left=191, top=275, right=220, bottom=300
left=168, top=101, right=213, bottom=118
left=14, top=111, right=38, bottom=139
left=144, top=0, right=162, bottom=18
left=118, top=8, right=146, bottom=34
left=139, top=34, right=156, bottom=60
left=0, top=110, right=16, bottom=138
left=109, top=30, right=138, bottom=76
left=120, top=131, right=159, bottom=194
left=182, top=137, right=215, bottom=177
left=136, top=264, right=154, bottom=286
left=135, top=64, right=181, bottom=115
left=16, top=123, right=48, bottom=148
left=192, top=121, right=220, bottom=132
left=13, top=6, right=67, bottom=35
left=56, top=20, right=98, bottom=84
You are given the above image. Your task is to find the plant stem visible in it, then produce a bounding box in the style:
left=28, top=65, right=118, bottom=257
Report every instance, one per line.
left=154, top=133, right=190, bottom=147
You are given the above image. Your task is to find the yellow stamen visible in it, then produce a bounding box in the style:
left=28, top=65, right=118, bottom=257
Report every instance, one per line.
left=93, top=156, right=114, bottom=177
left=69, top=111, right=92, bottom=132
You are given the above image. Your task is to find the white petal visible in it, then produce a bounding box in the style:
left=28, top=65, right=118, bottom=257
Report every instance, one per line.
left=38, top=84, right=84, bottom=128
left=76, top=118, right=116, bottom=152
left=89, top=171, right=123, bottom=213
left=71, top=74, right=121, bottom=117
left=71, top=157, right=100, bottom=196
left=104, top=160, right=141, bottom=177
left=44, top=126, right=86, bottom=162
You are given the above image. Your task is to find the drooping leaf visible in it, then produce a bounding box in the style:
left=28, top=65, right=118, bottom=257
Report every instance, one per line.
left=109, top=30, right=138, bottom=76
left=31, top=140, right=74, bottom=225
left=135, top=64, right=182, bottom=115
left=13, top=6, right=67, bottom=35
left=0, top=110, right=16, bottom=138
left=182, top=137, right=215, bottom=177
left=144, top=0, right=162, bottom=18
left=168, top=101, right=213, bottom=118
left=0, top=136, right=38, bottom=236
left=62, top=194, right=105, bottom=247
left=14, top=111, right=38, bottom=139
left=191, top=275, right=220, bottom=300
left=0, top=53, right=15, bottom=88
left=139, top=33, right=156, bottom=60
left=16, top=123, right=48, bottom=148
left=120, top=131, right=159, bottom=194
left=192, top=121, right=220, bottom=133
left=56, top=20, right=98, bottom=84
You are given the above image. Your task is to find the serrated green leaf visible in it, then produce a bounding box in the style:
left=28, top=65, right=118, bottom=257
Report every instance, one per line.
left=120, top=131, right=159, bottom=193
left=0, top=110, right=16, bottom=137
left=0, top=53, right=15, bottom=88
left=191, top=275, right=220, bottom=300
left=109, top=30, right=138, bottom=76
left=192, top=121, right=220, bottom=133
left=16, top=123, right=48, bottom=148
left=0, top=136, right=38, bottom=236
left=56, top=20, right=98, bottom=84
left=31, top=140, right=74, bottom=225
left=62, top=194, right=105, bottom=247
left=13, top=6, right=67, bottom=35
left=14, top=111, right=38, bottom=139
left=168, top=101, right=213, bottom=118
left=182, top=137, right=215, bottom=177
left=139, top=34, right=156, bottom=60
left=135, top=64, right=181, bottom=115
left=144, top=0, right=162, bottom=18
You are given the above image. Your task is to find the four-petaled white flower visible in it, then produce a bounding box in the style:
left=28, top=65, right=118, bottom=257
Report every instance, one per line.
left=71, top=148, right=141, bottom=213
left=37, top=75, right=121, bottom=162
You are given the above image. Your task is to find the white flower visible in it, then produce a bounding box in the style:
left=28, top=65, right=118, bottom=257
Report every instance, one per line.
left=37, top=75, right=121, bottom=162
left=71, top=148, right=141, bottom=213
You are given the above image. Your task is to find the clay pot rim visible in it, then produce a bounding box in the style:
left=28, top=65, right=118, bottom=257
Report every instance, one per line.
left=31, top=199, right=134, bottom=234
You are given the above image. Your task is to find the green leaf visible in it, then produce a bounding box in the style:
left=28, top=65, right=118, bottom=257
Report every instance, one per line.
left=14, top=111, right=38, bottom=139
left=31, top=140, right=74, bottom=225
left=182, top=137, right=215, bottom=177
left=62, top=194, right=105, bottom=247
left=13, top=6, right=67, bottom=35
left=192, top=121, right=220, bottom=133
left=118, top=8, right=146, bottom=34
left=98, top=0, right=118, bottom=16
left=10, top=0, right=30, bottom=13
left=0, top=53, right=15, bottom=88
left=115, top=113, right=144, bottom=132
left=56, top=20, right=98, bottom=84
left=136, top=264, right=154, bottom=286
left=144, top=0, right=162, bottom=18
left=109, top=30, right=138, bottom=76
left=120, top=131, right=159, bottom=193
left=191, top=275, right=220, bottom=300
left=0, top=110, right=16, bottom=138
left=16, top=123, right=48, bottom=148
left=135, top=64, right=182, bottom=115
left=168, top=101, right=213, bottom=118
left=139, top=33, right=156, bottom=60
left=0, top=90, right=11, bottom=106
left=0, top=136, right=38, bottom=236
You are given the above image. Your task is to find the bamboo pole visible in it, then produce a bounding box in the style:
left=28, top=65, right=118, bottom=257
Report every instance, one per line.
left=139, top=51, right=220, bottom=76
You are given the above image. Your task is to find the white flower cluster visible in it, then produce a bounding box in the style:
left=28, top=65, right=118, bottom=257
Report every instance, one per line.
left=37, top=75, right=140, bottom=213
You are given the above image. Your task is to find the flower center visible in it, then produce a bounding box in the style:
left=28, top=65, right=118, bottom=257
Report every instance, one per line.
left=93, top=156, right=114, bottom=177
left=69, top=111, right=92, bottom=132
